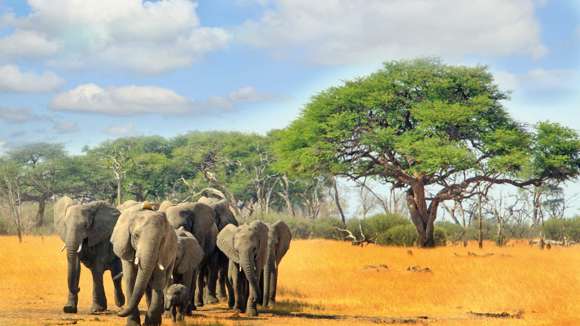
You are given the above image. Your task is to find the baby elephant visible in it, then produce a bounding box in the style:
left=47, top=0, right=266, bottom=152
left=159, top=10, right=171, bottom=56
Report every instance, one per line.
left=165, top=284, right=190, bottom=322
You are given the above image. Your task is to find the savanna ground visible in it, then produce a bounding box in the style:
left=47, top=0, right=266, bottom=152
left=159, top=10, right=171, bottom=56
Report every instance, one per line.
left=1, top=237, right=579, bottom=326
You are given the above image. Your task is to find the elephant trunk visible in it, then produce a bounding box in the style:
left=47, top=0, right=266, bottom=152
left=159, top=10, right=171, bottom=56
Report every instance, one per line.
left=118, top=246, right=157, bottom=317
left=263, top=253, right=274, bottom=306
left=240, top=254, right=260, bottom=305
left=65, top=235, right=83, bottom=297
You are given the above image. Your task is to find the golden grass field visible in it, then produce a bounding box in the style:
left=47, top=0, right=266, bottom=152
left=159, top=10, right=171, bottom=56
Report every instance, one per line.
left=1, top=236, right=579, bottom=326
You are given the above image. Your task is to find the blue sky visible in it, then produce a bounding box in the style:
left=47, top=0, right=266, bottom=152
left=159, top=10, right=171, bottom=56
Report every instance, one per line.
left=0, top=0, right=579, bottom=214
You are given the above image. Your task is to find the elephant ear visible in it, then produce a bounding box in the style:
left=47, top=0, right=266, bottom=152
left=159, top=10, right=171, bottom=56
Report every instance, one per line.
left=110, top=211, right=136, bottom=260
left=53, top=196, right=76, bottom=242
left=176, top=234, right=204, bottom=274
left=159, top=215, right=178, bottom=271
left=273, top=221, right=292, bottom=262
left=214, top=200, right=238, bottom=228
left=86, top=201, right=121, bottom=247
left=217, top=224, right=239, bottom=263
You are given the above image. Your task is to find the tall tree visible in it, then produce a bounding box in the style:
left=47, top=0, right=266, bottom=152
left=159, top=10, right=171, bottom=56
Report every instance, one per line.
left=274, top=59, right=580, bottom=247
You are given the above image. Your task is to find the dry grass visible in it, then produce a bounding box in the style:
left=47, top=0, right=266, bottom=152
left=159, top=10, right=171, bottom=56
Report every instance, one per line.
left=1, top=236, right=579, bottom=326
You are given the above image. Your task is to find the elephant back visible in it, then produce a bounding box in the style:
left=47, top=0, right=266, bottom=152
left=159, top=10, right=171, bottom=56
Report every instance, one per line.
left=53, top=196, right=77, bottom=241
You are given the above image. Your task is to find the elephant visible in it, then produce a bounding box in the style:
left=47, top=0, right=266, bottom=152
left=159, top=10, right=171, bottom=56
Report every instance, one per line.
left=198, top=195, right=238, bottom=306
left=217, top=220, right=268, bottom=316
left=164, top=283, right=189, bottom=322
left=54, top=196, right=125, bottom=314
left=173, top=227, right=204, bottom=314
left=111, top=206, right=177, bottom=326
left=262, top=221, right=292, bottom=307
left=163, top=202, right=218, bottom=307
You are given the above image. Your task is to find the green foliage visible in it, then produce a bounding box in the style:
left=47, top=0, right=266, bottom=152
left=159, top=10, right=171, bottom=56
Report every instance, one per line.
left=543, top=217, right=580, bottom=242
left=378, top=224, right=447, bottom=246
left=346, top=213, right=409, bottom=240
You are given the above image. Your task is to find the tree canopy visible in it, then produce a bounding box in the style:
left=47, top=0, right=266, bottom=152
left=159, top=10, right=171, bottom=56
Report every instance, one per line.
left=274, top=58, right=580, bottom=246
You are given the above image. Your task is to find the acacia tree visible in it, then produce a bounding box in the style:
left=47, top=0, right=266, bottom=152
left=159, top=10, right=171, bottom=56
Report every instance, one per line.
left=274, top=59, right=580, bottom=247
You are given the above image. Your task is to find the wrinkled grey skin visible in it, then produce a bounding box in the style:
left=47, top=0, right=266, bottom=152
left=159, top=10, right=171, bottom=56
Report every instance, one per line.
left=198, top=196, right=238, bottom=307
left=111, top=208, right=177, bottom=326
left=173, top=227, right=204, bottom=314
left=262, top=221, right=292, bottom=307
left=54, top=196, right=125, bottom=314
left=164, top=284, right=189, bottom=322
left=217, top=221, right=268, bottom=316
left=163, top=202, right=218, bottom=307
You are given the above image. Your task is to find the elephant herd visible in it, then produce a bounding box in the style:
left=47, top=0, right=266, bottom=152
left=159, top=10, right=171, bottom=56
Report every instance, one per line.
left=53, top=195, right=292, bottom=326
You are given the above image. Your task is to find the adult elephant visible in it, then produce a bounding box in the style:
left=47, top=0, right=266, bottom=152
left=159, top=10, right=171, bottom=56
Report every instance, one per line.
left=163, top=201, right=218, bottom=307
left=54, top=196, right=125, bottom=314
left=173, top=227, right=204, bottom=314
left=198, top=195, right=238, bottom=306
left=111, top=207, right=177, bottom=326
left=262, top=221, right=292, bottom=307
left=217, top=221, right=268, bottom=316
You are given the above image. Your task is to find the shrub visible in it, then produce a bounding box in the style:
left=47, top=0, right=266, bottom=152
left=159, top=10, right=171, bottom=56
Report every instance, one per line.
left=543, top=217, right=580, bottom=242
left=347, top=213, right=409, bottom=240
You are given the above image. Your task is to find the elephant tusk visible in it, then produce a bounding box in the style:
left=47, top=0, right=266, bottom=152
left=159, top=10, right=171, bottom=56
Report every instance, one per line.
left=77, top=243, right=83, bottom=253
left=60, top=244, right=66, bottom=252
left=158, top=264, right=165, bottom=271
left=112, top=272, right=123, bottom=281
left=134, top=257, right=139, bottom=266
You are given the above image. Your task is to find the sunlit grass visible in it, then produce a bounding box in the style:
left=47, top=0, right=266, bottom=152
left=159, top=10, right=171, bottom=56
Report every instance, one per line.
left=0, top=236, right=579, bottom=325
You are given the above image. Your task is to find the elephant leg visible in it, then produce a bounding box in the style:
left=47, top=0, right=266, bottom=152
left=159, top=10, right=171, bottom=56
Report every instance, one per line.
left=206, top=254, right=219, bottom=304
left=111, top=259, right=125, bottom=307
left=145, top=287, right=152, bottom=308
left=246, top=278, right=258, bottom=316
left=217, top=258, right=228, bottom=300
left=270, top=269, right=278, bottom=304
left=195, top=265, right=206, bottom=307
left=230, top=262, right=242, bottom=312
left=225, top=274, right=235, bottom=309
left=90, top=266, right=107, bottom=313
left=144, top=289, right=163, bottom=326
left=188, top=269, right=198, bottom=313
left=121, top=260, right=140, bottom=326
left=181, top=270, right=194, bottom=315
left=63, top=257, right=80, bottom=314
left=144, top=271, right=164, bottom=326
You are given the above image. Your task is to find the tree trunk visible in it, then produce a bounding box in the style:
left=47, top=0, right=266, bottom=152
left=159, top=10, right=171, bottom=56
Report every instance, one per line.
left=332, top=177, right=346, bottom=225
left=116, top=177, right=122, bottom=206
left=35, top=196, right=47, bottom=227
left=405, top=183, right=438, bottom=248
left=478, top=194, right=483, bottom=249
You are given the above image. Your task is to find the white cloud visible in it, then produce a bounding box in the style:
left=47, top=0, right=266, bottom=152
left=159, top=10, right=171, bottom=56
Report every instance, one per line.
left=0, top=30, right=60, bottom=60
left=51, top=84, right=192, bottom=115
left=238, top=0, right=546, bottom=64
left=0, top=65, right=64, bottom=92
left=4, top=0, right=229, bottom=73
left=493, top=68, right=578, bottom=92
left=196, top=86, right=275, bottom=110
left=104, top=123, right=137, bottom=136
left=0, top=107, right=39, bottom=123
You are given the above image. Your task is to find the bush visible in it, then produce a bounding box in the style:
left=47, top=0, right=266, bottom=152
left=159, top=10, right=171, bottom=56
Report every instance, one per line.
left=543, top=217, right=580, bottom=242
left=436, top=221, right=465, bottom=241
left=376, top=224, right=447, bottom=246
left=347, top=213, right=409, bottom=240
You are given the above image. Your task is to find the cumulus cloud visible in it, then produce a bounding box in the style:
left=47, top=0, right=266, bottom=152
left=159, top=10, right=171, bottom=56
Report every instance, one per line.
left=3, top=0, right=229, bottom=73
left=0, top=107, right=40, bottom=123
left=195, top=86, right=276, bottom=110
left=493, top=68, right=578, bottom=92
left=0, top=65, right=64, bottom=92
left=0, top=30, right=60, bottom=60
left=104, top=123, right=137, bottom=136
left=237, top=0, right=546, bottom=64
left=51, top=84, right=193, bottom=115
